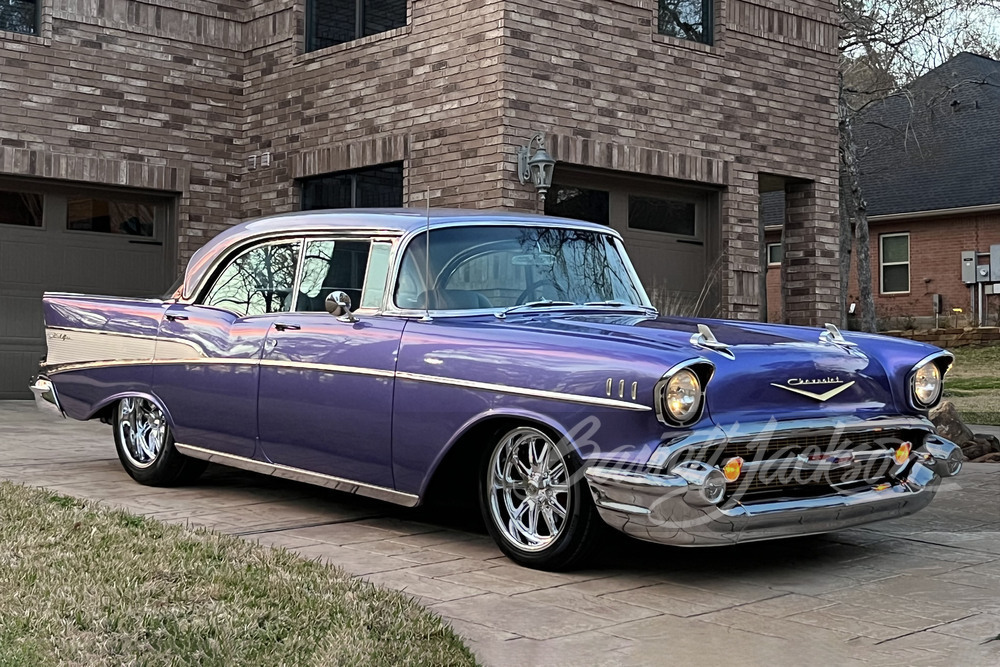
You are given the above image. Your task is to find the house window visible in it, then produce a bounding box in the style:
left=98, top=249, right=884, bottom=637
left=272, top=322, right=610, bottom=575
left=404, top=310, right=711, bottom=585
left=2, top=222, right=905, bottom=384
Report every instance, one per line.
left=767, top=243, right=782, bottom=265
left=67, top=197, right=156, bottom=237
left=307, top=0, right=407, bottom=51
left=658, top=0, right=713, bottom=45
left=0, top=0, right=38, bottom=36
left=0, top=190, right=43, bottom=227
left=880, top=233, right=910, bottom=294
left=300, top=163, right=403, bottom=210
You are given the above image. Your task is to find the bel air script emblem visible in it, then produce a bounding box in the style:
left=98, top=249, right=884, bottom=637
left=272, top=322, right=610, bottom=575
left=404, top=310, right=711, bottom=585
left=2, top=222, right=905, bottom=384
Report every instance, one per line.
left=771, top=376, right=855, bottom=401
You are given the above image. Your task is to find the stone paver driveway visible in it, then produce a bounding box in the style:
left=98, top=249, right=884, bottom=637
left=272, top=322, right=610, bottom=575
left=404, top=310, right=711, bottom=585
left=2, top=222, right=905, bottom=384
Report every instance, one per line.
left=2, top=401, right=999, bottom=665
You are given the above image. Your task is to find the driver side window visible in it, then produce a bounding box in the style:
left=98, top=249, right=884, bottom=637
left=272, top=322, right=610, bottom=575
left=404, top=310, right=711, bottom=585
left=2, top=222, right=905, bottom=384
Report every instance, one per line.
left=203, top=242, right=300, bottom=316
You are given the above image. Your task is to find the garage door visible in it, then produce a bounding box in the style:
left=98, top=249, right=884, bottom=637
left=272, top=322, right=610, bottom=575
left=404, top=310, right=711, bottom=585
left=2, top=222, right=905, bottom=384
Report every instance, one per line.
left=0, top=183, right=174, bottom=399
left=544, top=168, right=721, bottom=316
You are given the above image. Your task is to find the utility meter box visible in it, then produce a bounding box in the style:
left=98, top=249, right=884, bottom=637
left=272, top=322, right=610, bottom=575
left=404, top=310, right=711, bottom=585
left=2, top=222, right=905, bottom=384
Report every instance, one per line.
left=991, top=245, right=1000, bottom=282
left=962, top=250, right=977, bottom=284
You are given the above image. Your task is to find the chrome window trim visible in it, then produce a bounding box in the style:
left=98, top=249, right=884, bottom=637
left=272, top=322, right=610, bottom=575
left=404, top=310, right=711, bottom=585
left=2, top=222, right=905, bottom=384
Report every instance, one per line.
left=174, top=443, right=419, bottom=507
left=907, top=350, right=954, bottom=411
left=182, top=228, right=401, bottom=304
left=198, top=237, right=304, bottom=316
left=381, top=221, right=651, bottom=317
left=288, top=236, right=382, bottom=314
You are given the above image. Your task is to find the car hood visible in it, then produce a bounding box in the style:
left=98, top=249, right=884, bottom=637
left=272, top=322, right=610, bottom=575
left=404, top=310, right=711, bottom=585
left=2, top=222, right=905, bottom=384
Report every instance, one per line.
left=508, top=312, right=913, bottom=423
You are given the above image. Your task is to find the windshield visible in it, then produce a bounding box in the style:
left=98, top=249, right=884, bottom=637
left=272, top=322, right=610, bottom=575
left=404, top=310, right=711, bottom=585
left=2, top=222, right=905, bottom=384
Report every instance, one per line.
left=394, top=226, right=648, bottom=311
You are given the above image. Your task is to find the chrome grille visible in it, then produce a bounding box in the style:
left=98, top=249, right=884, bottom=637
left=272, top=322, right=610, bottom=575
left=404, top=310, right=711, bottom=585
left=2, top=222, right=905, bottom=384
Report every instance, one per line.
left=677, top=429, right=913, bottom=496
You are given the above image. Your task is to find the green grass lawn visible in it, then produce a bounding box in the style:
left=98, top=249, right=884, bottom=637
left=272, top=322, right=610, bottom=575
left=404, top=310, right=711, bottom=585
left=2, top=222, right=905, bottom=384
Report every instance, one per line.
left=0, top=482, right=477, bottom=666
left=946, top=346, right=1000, bottom=425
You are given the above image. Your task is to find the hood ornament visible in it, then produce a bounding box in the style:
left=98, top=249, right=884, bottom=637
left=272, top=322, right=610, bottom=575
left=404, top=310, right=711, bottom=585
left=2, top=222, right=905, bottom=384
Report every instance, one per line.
left=771, top=377, right=856, bottom=401
left=819, top=323, right=859, bottom=350
left=690, top=324, right=734, bottom=360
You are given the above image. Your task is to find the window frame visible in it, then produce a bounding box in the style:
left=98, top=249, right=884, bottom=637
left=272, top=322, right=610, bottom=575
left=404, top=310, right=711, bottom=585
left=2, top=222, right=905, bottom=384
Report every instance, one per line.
left=290, top=236, right=376, bottom=313
left=299, top=162, right=404, bottom=210
left=766, top=243, right=782, bottom=266
left=879, top=232, right=910, bottom=295
left=0, top=0, right=40, bottom=37
left=305, top=0, right=407, bottom=52
left=0, top=188, right=45, bottom=229
left=657, top=0, right=714, bottom=46
left=199, top=238, right=305, bottom=317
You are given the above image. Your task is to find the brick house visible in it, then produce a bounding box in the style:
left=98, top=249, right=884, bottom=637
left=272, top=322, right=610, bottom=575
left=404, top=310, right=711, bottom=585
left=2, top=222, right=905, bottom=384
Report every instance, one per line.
left=0, top=0, right=841, bottom=397
left=765, top=52, right=1000, bottom=328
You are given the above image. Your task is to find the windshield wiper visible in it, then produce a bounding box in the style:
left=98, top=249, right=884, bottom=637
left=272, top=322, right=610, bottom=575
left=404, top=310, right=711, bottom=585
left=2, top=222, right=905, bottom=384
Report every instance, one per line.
left=584, top=300, right=659, bottom=315
left=494, top=300, right=575, bottom=319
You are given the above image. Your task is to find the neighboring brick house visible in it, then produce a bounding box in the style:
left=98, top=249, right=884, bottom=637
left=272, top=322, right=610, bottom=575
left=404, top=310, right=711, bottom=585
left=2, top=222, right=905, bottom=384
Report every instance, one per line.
left=0, top=0, right=841, bottom=397
left=765, top=52, right=1000, bottom=327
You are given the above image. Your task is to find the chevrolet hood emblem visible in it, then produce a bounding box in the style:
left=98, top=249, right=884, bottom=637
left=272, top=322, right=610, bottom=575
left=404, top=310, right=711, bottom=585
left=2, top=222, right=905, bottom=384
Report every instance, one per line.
left=771, top=378, right=855, bottom=401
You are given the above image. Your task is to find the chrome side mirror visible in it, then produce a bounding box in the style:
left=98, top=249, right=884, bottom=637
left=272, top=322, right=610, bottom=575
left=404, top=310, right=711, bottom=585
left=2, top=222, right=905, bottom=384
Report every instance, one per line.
left=325, top=291, right=358, bottom=323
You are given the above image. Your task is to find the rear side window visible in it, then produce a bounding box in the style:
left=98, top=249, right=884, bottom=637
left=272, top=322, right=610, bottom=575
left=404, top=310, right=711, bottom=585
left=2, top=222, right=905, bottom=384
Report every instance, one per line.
left=203, top=242, right=300, bottom=316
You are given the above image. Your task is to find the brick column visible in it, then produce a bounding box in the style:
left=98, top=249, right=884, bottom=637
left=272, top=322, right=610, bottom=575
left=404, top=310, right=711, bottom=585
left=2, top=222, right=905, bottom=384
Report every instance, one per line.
left=782, top=180, right=840, bottom=326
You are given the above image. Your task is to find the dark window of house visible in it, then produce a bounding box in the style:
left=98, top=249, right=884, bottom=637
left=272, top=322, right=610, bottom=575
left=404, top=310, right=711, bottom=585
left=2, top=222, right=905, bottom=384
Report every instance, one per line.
left=0, top=190, right=42, bottom=227
left=658, top=0, right=712, bottom=45
left=0, top=0, right=38, bottom=36
left=767, top=243, right=783, bottom=265
left=628, top=195, right=697, bottom=236
left=544, top=185, right=610, bottom=226
left=67, top=197, right=156, bottom=236
left=307, top=0, right=406, bottom=51
left=300, top=163, right=403, bottom=210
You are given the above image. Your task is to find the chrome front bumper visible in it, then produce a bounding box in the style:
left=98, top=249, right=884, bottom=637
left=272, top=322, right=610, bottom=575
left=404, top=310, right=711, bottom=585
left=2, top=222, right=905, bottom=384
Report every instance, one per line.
left=585, top=438, right=962, bottom=546
left=29, top=375, right=65, bottom=418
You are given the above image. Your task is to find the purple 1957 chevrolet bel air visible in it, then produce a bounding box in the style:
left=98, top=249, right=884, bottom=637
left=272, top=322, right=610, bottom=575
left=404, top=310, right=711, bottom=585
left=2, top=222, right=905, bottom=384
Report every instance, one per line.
left=31, top=209, right=962, bottom=570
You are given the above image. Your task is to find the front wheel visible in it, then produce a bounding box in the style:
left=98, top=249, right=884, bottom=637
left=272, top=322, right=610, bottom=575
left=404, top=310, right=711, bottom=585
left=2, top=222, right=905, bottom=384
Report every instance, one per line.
left=479, top=425, right=602, bottom=570
left=113, top=397, right=206, bottom=486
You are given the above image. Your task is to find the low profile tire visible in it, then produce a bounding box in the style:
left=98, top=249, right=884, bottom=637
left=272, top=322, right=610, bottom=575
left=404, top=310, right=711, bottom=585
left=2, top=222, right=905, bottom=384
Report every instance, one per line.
left=113, top=397, right=206, bottom=487
left=479, top=425, right=603, bottom=571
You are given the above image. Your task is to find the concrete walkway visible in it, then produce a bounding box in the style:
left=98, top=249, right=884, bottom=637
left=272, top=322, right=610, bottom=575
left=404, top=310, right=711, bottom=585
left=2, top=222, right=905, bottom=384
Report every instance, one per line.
left=1, top=400, right=999, bottom=666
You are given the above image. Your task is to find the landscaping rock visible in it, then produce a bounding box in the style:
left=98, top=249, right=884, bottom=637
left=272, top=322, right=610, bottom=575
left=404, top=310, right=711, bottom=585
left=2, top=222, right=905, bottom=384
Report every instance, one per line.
left=930, top=401, right=974, bottom=446
left=962, top=436, right=994, bottom=460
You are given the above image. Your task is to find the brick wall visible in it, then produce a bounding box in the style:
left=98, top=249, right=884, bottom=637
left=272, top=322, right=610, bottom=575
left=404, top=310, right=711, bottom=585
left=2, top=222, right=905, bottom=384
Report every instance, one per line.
left=766, top=211, right=1000, bottom=325
left=0, top=0, right=245, bottom=265
left=502, top=0, right=841, bottom=322
left=3, top=0, right=842, bottom=323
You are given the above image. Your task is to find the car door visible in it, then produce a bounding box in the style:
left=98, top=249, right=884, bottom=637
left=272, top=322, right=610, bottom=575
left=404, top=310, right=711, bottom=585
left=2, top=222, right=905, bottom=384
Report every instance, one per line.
left=153, top=239, right=301, bottom=459
left=257, top=238, right=402, bottom=489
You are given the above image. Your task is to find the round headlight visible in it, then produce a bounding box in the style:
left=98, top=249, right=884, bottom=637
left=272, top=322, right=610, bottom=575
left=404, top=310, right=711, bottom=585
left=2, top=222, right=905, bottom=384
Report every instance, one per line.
left=664, top=368, right=702, bottom=423
left=912, top=362, right=942, bottom=407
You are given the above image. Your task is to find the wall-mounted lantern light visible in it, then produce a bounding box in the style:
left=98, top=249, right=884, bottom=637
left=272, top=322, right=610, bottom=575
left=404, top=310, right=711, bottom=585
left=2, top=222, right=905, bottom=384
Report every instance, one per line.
left=517, top=133, right=556, bottom=201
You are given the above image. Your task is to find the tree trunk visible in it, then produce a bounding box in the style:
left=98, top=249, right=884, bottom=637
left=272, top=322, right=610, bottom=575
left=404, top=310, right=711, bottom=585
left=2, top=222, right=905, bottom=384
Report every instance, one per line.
left=839, top=86, right=877, bottom=333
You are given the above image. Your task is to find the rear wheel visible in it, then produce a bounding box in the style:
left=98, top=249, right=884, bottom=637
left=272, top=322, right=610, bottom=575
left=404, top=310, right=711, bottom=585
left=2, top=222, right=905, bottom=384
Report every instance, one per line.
left=479, top=425, right=602, bottom=570
left=113, top=397, right=206, bottom=486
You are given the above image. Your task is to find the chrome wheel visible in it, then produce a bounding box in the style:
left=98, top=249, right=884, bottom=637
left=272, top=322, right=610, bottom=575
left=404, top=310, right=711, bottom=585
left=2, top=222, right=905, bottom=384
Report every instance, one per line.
left=117, top=398, right=166, bottom=469
left=488, top=427, right=571, bottom=552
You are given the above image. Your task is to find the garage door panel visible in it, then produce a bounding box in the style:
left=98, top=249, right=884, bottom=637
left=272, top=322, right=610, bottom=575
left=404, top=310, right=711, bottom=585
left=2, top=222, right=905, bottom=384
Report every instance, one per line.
left=0, top=238, right=49, bottom=289
left=55, top=244, right=164, bottom=296
left=0, top=296, right=44, bottom=339
left=0, top=345, right=44, bottom=400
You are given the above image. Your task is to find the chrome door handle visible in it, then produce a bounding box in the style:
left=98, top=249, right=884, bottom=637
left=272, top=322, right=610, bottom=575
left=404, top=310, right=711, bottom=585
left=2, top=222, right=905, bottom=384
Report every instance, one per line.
left=165, top=314, right=188, bottom=321
left=274, top=322, right=301, bottom=331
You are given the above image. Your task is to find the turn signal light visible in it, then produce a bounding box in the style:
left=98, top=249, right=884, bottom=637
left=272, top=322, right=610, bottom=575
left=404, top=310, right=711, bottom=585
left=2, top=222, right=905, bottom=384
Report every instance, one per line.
left=894, top=441, right=912, bottom=465
left=722, top=457, right=744, bottom=482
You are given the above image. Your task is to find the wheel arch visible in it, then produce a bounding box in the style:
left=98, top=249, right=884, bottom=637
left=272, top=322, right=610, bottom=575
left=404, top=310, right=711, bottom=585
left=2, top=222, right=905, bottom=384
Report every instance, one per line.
left=419, top=409, right=577, bottom=505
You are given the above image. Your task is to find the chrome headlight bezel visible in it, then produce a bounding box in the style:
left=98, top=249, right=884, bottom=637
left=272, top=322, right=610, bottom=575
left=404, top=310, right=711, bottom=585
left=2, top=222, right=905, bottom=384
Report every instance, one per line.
left=654, top=359, right=714, bottom=427
left=907, top=351, right=952, bottom=410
